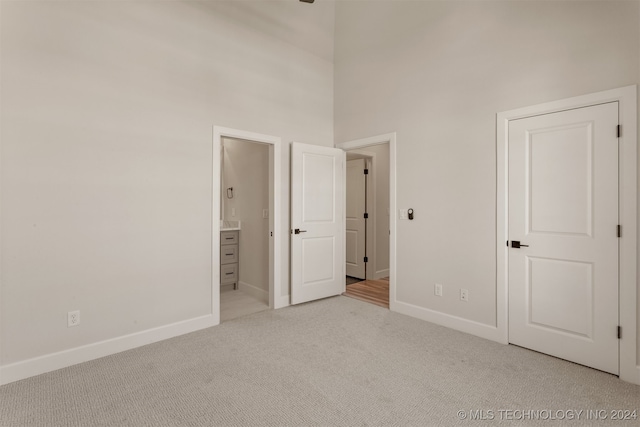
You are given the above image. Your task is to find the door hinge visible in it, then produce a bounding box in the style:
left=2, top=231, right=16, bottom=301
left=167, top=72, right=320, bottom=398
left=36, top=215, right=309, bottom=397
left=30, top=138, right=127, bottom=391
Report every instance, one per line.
left=364, top=213, right=369, bottom=219
left=617, top=225, right=621, bottom=238
left=617, top=326, right=622, bottom=339
left=617, top=125, right=621, bottom=138
left=364, top=256, right=368, bottom=263
left=364, top=168, right=369, bottom=175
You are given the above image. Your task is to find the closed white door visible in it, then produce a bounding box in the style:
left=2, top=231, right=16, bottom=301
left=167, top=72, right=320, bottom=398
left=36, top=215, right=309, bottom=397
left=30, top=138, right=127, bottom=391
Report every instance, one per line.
left=508, top=102, right=619, bottom=374
left=291, top=142, right=345, bottom=305
left=346, top=158, right=366, bottom=279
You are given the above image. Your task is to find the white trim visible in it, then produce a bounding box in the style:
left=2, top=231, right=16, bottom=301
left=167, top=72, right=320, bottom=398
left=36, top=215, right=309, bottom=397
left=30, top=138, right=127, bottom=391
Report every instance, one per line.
left=0, top=314, right=216, bottom=386
left=394, top=301, right=503, bottom=343
left=238, top=281, right=269, bottom=305
left=276, top=295, right=290, bottom=309
left=337, top=133, right=397, bottom=310
left=374, top=269, right=390, bottom=280
left=496, top=85, right=638, bottom=384
left=213, top=126, right=282, bottom=315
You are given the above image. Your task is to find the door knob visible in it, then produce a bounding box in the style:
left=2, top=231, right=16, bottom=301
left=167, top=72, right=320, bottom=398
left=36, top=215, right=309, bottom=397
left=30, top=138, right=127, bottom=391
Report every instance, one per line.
left=294, top=229, right=307, bottom=234
left=511, top=240, right=529, bottom=248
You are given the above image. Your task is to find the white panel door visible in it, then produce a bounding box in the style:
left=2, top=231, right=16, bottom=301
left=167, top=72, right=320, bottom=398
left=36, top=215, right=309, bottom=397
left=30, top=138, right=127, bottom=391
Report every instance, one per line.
left=291, top=142, right=345, bottom=305
left=346, top=159, right=366, bottom=279
left=508, top=102, right=619, bottom=374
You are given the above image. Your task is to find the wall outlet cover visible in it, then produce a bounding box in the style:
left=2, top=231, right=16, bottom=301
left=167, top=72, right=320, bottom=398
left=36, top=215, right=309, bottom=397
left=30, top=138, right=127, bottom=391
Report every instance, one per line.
left=435, top=283, right=443, bottom=297
left=68, top=310, right=80, bottom=327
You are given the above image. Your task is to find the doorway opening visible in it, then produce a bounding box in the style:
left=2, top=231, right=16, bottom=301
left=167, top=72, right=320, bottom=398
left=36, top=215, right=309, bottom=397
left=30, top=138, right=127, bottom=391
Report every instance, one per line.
left=212, top=126, right=282, bottom=325
left=288, top=134, right=396, bottom=309
left=219, top=137, right=270, bottom=321
left=341, top=142, right=391, bottom=309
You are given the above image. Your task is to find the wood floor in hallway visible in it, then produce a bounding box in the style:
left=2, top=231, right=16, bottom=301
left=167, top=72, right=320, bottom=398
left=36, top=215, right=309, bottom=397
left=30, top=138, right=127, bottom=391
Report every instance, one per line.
left=343, top=277, right=389, bottom=308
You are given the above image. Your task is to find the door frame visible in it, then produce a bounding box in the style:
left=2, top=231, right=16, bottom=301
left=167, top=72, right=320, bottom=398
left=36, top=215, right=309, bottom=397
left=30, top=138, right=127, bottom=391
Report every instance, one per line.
left=346, top=153, right=374, bottom=280
left=212, top=126, right=283, bottom=325
left=337, top=133, right=396, bottom=310
left=496, top=86, right=638, bottom=384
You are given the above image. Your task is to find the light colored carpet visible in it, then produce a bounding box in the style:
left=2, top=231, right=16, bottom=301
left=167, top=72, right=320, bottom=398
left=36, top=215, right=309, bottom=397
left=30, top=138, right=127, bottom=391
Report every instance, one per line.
left=1, top=296, right=638, bottom=426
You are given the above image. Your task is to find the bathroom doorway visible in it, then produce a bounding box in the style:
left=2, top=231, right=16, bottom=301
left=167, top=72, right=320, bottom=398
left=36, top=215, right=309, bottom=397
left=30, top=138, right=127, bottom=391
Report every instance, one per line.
left=213, top=127, right=283, bottom=324
left=343, top=143, right=391, bottom=308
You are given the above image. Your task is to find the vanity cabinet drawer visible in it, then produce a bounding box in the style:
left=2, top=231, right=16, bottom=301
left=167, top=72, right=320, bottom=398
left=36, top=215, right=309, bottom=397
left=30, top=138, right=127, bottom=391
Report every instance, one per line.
left=221, top=231, right=238, bottom=245
left=221, top=245, right=238, bottom=264
left=221, top=263, right=238, bottom=284
left=220, top=230, right=239, bottom=289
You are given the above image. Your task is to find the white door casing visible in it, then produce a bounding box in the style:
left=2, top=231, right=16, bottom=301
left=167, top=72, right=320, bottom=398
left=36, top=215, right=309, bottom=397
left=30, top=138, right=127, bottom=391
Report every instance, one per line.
left=291, top=142, right=345, bottom=305
left=498, top=86, right=638, bottom=384
left=346, top=158, right=366, bottom=279
left=508, top=103, right=619, bottom=374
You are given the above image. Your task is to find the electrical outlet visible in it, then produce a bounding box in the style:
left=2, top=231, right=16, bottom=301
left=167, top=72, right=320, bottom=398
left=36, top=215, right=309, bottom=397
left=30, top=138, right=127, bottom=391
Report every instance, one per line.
left=460, top=289, right=469, bottom=302
left=68, top=310, right=80, bottom=327
left=434, top=283, right=443, bottom=297
left=231, top=208, right=236, bottom=217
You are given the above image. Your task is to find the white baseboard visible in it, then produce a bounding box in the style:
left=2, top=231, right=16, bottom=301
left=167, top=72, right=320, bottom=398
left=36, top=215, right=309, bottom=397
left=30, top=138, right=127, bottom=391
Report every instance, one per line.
left=393, top=300, right=505, bottom=344
left=275, top=294, right=290, bottom=309
left=374, top=269, right=390, bottom=279
left=238, top=281, right=268, bottom=304
left=0, top=314, right=217, bottom=386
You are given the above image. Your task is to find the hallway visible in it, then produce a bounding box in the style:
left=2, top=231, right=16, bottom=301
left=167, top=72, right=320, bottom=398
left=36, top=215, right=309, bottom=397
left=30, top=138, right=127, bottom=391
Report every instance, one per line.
left=343, top=277, right=389, bottom=308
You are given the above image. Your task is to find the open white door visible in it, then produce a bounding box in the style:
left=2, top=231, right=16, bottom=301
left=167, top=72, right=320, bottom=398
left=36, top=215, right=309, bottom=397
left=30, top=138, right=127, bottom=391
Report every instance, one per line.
left=291, top=142, right=345, bottom=305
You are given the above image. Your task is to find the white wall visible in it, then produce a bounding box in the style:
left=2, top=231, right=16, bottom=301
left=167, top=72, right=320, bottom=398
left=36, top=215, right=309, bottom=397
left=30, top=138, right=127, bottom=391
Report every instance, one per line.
left=0, top=0, right=334, bottom=374
left=222, top=138, right=269, bottom=300
left=334, top=0, right=639, bottom=358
